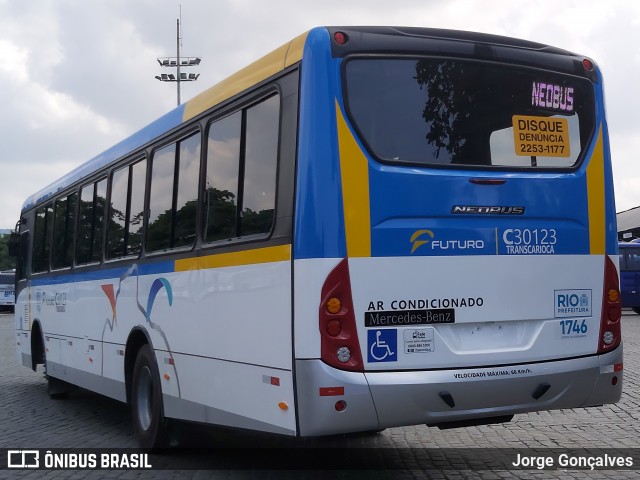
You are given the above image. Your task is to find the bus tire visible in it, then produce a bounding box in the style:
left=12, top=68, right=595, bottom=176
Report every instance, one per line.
left=47, top=375, right=73, bottom=399
left=633, top=308, right=640, bottom=315
left=131, top=344, right=168, bottom=450
left=36, top=327, right=73, bottom=399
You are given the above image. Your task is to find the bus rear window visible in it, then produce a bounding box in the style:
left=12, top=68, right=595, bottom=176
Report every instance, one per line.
left=344, top=58, right=595, bottom=169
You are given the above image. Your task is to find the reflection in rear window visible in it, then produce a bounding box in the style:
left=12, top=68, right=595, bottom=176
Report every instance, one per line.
left=344, top=58, right=595, bottom=169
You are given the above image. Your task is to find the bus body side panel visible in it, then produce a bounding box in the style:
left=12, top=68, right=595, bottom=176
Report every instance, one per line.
left=293, top=26, right=349, bottom=360
left=15, top=286, right=31, bottom=369
left=21, top=273, right=125, bottom=401
left=293, top=27, right=346, bottom=360
left=293, top=28, right=346, bottom=263
left=16, top=255, right=297, bottom=435
left=14, top=63, right=301, bottom=437
left=598, top=69, right=618, bottom=258
left=161, top=253, right=296, bottom=435
left=293, top=28, right=621, bottom=435
left=293, top=27, right=379, bottom=433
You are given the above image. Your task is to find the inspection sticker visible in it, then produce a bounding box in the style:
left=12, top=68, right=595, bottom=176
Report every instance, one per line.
left=403, top=328, right=434, bottom=354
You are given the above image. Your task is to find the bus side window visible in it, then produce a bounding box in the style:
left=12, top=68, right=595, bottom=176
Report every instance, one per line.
left=93, top=180, right=107, bottom=261
left=107, top=159, right=146, bottom=259
left=147, top=132, right=201, bottom=252
left=128, top=160, right=146, bottom=256
left=241, top=95, right=279, bottom=237
left=77, top=179, right=107, bottom=264
left=52, top=193, right=77, bottom=269
left=147, top=144, right=176, bottom=251
left=203, top=94, right=280, bottom=244
left=204, top=112, right=241, bottom=243
left=32, top=204, right=53, bottom=273
left=10, top=231, right=29, bottom=280
left=19, top=232, right=29, bottom=280
left=174, top=134, right=200, bottom=248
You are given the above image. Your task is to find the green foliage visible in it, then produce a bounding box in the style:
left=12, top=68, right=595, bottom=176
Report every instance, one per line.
left=0, top=234, right=17, bottom=271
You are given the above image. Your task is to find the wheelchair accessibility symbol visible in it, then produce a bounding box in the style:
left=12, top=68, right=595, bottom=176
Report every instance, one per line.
left=367, top=329, right=397, bottom=363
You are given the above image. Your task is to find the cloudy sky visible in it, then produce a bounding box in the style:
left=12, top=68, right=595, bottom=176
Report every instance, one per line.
left=0, top=0, right=638, bottom=229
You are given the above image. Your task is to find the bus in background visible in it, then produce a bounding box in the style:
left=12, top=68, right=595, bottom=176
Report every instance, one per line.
left=11, top=26, right=621, bottom=450
left=0, top=270, right=15, bottom=312
left=619, top=241, right=640, bottom=314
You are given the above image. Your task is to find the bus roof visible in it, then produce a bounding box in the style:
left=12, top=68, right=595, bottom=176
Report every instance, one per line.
left=21, top=31, right=308, bottom=212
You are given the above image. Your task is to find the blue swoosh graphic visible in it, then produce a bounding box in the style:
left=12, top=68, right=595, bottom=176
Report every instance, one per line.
left=146, top=278, right=173, bottom=321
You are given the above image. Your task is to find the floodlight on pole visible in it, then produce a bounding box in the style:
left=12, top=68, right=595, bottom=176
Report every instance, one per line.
left=155, top=18, right=201, bottom=106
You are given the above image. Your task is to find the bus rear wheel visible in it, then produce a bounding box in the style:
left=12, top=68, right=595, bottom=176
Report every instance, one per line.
left=131, top=344, right=168, bottom=450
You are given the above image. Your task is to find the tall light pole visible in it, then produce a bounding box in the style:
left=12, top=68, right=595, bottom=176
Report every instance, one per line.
left=155, top=18, right=201, bottom=106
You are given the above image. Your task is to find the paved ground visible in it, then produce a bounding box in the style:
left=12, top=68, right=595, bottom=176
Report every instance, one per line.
left=0, top=311, right=639, bottom=479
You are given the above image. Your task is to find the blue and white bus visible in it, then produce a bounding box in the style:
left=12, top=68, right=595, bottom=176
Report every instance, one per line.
left=11, top=26, right=622, bottom=449
left=0, top=270, right=15, bottom=311
left=619, top=241, right=640, bottom=314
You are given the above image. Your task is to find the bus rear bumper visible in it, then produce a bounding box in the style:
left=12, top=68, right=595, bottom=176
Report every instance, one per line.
left=295, top=346, right=622, bottom=436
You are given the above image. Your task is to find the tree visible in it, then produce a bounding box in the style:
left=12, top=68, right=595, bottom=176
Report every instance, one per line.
left=0, top=234, right=17, bottom=271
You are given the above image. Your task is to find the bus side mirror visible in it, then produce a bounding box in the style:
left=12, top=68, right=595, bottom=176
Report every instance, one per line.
left=8, top=233, right=20, bottom=257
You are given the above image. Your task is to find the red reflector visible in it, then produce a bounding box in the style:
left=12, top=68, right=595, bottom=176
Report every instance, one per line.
left=335, top=400, right=347, bottom=412
left=614, top=363, right=623, bottom=372
left=582, top=58, right=594, bottom=71
left=327, top=319, right=341, bottom=337
left=608, top=305, right=622, bottom=322
left=334, top=32, right=348, bottom=45
left=320, top=387, right=344, bottom=396
left=262, top=375, right=281, bottom=386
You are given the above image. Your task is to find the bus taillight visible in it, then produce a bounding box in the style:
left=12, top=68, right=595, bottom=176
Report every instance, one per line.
left=333, top=31, right=348, bottom=45
left=319, top=258, right=363, bottom=371
left=598, top=256, right=622, bottom=354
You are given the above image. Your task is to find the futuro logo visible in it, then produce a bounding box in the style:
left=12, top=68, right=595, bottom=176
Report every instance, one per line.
left=410, top=229, right=434, bottom=254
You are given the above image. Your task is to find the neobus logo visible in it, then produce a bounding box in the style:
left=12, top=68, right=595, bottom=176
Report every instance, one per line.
left=452, top=205, right=525, bottom=215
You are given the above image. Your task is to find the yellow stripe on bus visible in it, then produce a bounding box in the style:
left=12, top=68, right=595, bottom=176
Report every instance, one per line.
left=336, top=101, right=371, bottom=258
left=174, top=244, right=291, bottom=272
left=586, top=125, right=605, bottom=255
left=183, top=32, right=308, bottom=122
